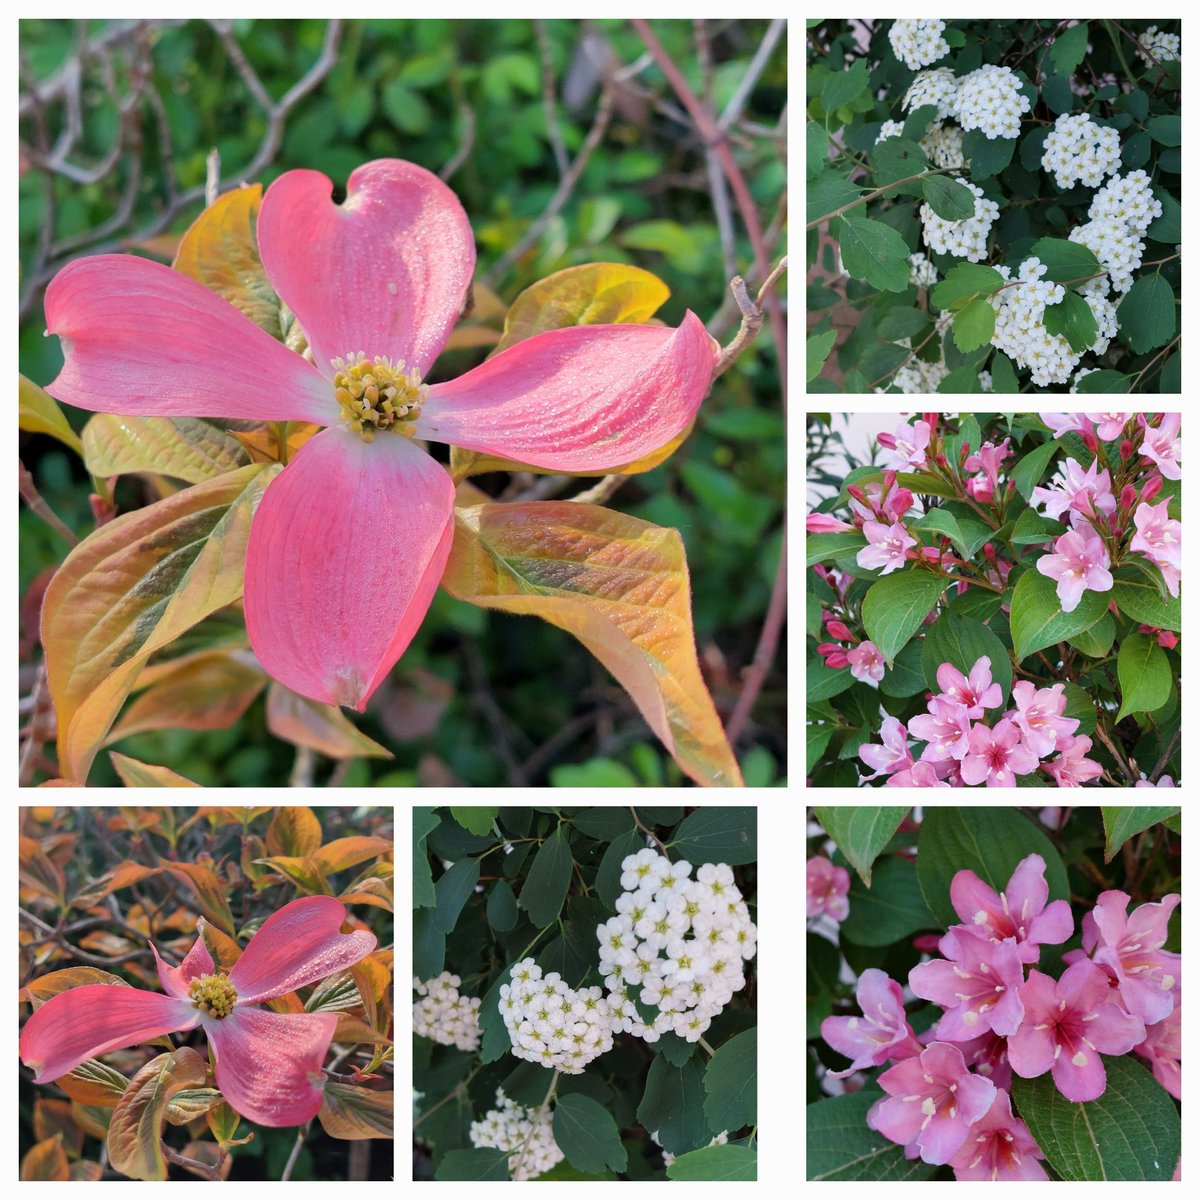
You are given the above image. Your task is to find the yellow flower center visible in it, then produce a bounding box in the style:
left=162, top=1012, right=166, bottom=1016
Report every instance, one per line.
left=188, top=973, right=239, bottom=1019
left=332, top=352, right=426, bottom=442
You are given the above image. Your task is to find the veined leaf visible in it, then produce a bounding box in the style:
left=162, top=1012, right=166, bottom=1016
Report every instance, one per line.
left=317, top=1081, right=394, bottom=1140
left=312, top=836, right=393, bottom=874
left=1009, top=570, right=1109, bottom=663
left=265, top=683, right=392, bottom=759
left=668, top=1144, right=757, bottom=1181
left=20, top=1137, right=70, bottom=1181
left=266, top=805, right=324, bottom=858
left=160, top=861, right=237, bottom=934
left=702, top=1028, right=756, bottom=1132
left=164, top=1088, right=223, bottom=1125
left=812, top=807, right=908, bottom=886
left=82, top=414, right=249, bottom=484
left=19, top=374, right=82, bottom=454
left=808, top=1091, right=936, bottom=1180
left=1115, top=632, right=1172, bottom=722
left=1101, top=806, right=1180, bottom=863
left=552, top=1093, right=628, bottom=1174
left=109, top=753, right=201, bottom=787
left=861, top=571, right=947, bottom=665
left=442, top=501, right=743, bottom=787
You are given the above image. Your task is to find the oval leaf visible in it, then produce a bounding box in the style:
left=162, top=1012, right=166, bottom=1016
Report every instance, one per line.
left=19, top=374, right=83, bottom=454
left=636, top=1056, right=713, bottom=1157
left=1115, top=632, right=1172, bottom=721
left=837, top=215, right=911, bottom=292
left=82, top=414, right=249, bottom=484
left=807, top=1091, right=937, bottom=1181
left=840, top=855, right=936, bottom=948
left=1101, top=805, right=1180, bottom=863
left=861, top=571, right=947, bottom=666
left=552, top=1093, right=628, bottom=1174
left=517, top=826, right=573, bottom=929
left=667, top=1143, right=757, bottom=1181
left=920, top=612, right=1012, bottom=710
left=1009, top=569, right=1109, bottom=663
left=811, top=806, right=907, bottom=887
left=317, top=1081, right=393, bottom=1140
left=669, top=807, right=756, bottom=866
left=702, top=1028, right=756, bottom=1133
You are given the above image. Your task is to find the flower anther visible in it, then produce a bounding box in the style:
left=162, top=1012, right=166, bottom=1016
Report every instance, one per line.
left=188, top=972, right=239, bottom=1018
left=332, top=352, right=427, bottom=440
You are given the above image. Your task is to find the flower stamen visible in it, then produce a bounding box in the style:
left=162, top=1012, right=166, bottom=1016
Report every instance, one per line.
left=188, top=973, right=238, bottom=1019
left=332, top=352, right=426, bottom=442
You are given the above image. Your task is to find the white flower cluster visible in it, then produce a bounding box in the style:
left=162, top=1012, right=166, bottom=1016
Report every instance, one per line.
left=903, top=68, right=960, bottom=121
left=1137, top=25, right=1180, bottom=65
left=499, top=959, right=614, bottom=1074
left=1088, top=169, right=1163, bottom=235
left=908, top=252, right=938, bottom=287
left=412, top=972, right=482, bottom=1051
left=469, top=1088, right=564, bottom=1181
left=921, top=122, right=966, bottom=169
left=1040, top=112, right=1121, bottom=189
left=653, top=1128, right=730, bottom=1167
left=597, top=849, right=757, bottom=1046
left=889, top=19, right=950, bottom=70
left=875, top=336, right=992, bottom=395
left=954, top=64, right=1030, bottom=139
left=919, top=180, right=998, bottom=261
left=1068, top=216, right=1145, bottom=294
left=875, top=119, right=905, bottom=144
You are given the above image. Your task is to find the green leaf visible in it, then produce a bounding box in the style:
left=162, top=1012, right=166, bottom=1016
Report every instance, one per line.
left=667, top=1143, right=757, bottom=1181
left=950, top=297, right=996, bottom=353
left=920, top=613, right=1012, bottom=709
left=1063, top=682, right=1097, bottom=735
left=840, top=855, right=936, bottom=948
left=989, top=351, right=1019, bottom=392
left=486, top=879, right=519, bottom=932
left=837, top=216, right=912, bottom=292
left=916, top=807, right=1069, bottom=928
left=702, top=1028, right=756, bottom=1133
left=636, top=1056, right=713, bottom=1156
left=1050, top=21, right=1089, bottom=76
left=807, top=1092, right=937, bottom=1181
left=432, top=856, right=481, bottom=934
left=435, top=1149, right=512, bottom=1180
left=876, top=306, right=931, bottom=341
left=807, top=329, right=838, bottom=383
left=811, top=807, right=908, bottom=887
left=821, top=58, right=870, bottom=114
left=1011, top=1056, right=1180, bottom=1180
left=931, top=263, right=1005, bottom=311
left=870, top=137, right=930, bottom=190
left=1029, top=237, right=1102, bottom=284
left=595, top=828, right=646, bottom=907
left=656, top=1031, right=697, bottom=1067
left=518, top=827, right=573, bottom=928
left=1010, top=506, right=1061, bottom=545
left=552, top=1094, right=627, bottom=1175
left=1042, top=290, right=1099, bottom=352
left=1010, top=439, right=1060, bottom=501
left=413, top=809, right=440, bottom=909
left=861, top=571, right=947, bottom=665
left=806, top=120, right=828, bottom=180
left=1146, top=189, right=1182, bottom=243
left=450, top=807, right=498, bottom=837
left=1117, top=273, right=1176, bottom=353
left=669, top=807, right=756, bottom=866
left=921, top=175, right=977, bottom=221
left=807, top=661, right=854, bottom=702
left=962, top=129, right=1016, bottom=179
left=807, top=722, right=835, bottom=773
left=1115, top=632, right=1172, bottom=721
left=901, top=103, right=939, bottom=142
left=1101, top=806, right=1181, bottom=863
left=1073, top=369, right=1132, bottom=393
left=19, top=374, right=83, bottom=454
left=569, top=808, right=635, bottom=840
left=1111, top=570, right=1181, bottom=631
left=1146, top=114, right=1181, bottom=145
left=893, top=471, right=959, bottom=499
left=879, top=639, right=928, bottom=698
left=1122, top=130, right=1151, bottom=169
left=1042, top=72, right=1074, bottom=115
left=1009, top=570, right=1108, bottom=663
left=1068, top=613, right=1114, bottom=657
left=413, top=907, right=445, bottom=979
left=807, top=169, right=863, bottom=225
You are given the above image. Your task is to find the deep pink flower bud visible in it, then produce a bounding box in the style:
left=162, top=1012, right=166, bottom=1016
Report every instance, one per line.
left=1142, top=475, right=1163, bottom=501
left=935, top=452, right=948, bottom=468
left=889, top=488, right=915, bottom=517
left=1158, top=630, right=1179, bottom=649
left=923, top=413, right=938, bottom=433
left=847, top=484, right=865, bottom=502
left=825, top=651, right=850, bottom=669
left=983, top=542, right=996, bottom=561
left=1120, top=438, right=1133, bottom=461
left=1120, top=484, right=1137, bottom=511
left=825, top=620, right=857, bottom=643
left=876, top=431, right=897, bottom=450
left=821, top=610, right=835, bottom=626
left=816, top=642, right=840, bottom=658
left=1006, top=480, right=1016, bottom=493
left=882, top=469, right=897, bottom=490
left=1081, top=429, right=1099, bottom=452
left=959, top=442, right=971, bottom=464
left=813, top=564, right=829, bottom=581
left=1138, top=624, right=1158, bottom=634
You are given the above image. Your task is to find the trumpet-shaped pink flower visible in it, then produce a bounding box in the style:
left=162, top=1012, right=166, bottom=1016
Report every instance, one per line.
left=848, top=477, right=914, bottom=524
left=1009, top=681, right=1079, bottom=758
left=1130, top=498, right=1182, bottom=596
left=1041, top=413, right=1092, bottom=439
left=846, top=640, right=887, bottom=688
left=959, top=717, right=1040, bottom=787
left=956, top=1029, right=1013, bottom=1093
left=806, top=511, right=856, bottom=534
left=820, top=968, right=923, bottom=1076
left=858, top=715, right=912, bottom=779
left=1087, top=412, right=1132, bottom=441
left=44, top=160, right=713, bottom=710
left=1042, top=733, right=1104, bottom=787
left=1136, top=775, right=1176, bottom=787
left=1082, top=889, right=1180, bottom=1025
left=909, top=925, right=1026, bottom=1040
left=856, top=519, right=916, bottom=576
left=1030, top=457, right=1117, bottom=524
left=935, top=657, right=1001, bottom=719
left=1138, top=412, right=1181, bottom=480
left=807, top=856, right=851, bottom=922
left=1007, top=960, right=1145, bottom=1102
left=19, top=897, right=376, bottom=1126
left=1035, top=527, right=1113, bottom=613
left=1134, top=1004, right=1181, bottom=1099
left=963, top=438, right=1012, bottom=494
left=947, top=1088, right=1047, bottom=1181
left=867, top=1041, right=996, bottom=1165
left=886, top=759, right=953, bottom=787
left=948, top=853, right=1073, bottom=965
left=908, top=697, right=972, bottom=762
left=877, top=420, right=931, bottom=471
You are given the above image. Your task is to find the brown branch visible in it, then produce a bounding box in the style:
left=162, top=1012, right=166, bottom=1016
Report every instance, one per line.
left=19, top=459, right=78, bottom=544
left=713, top=257, right=788, bottom=377
left=162, top=1143, right=226, bottom=1181
left=1148, top=727, right=1180, bottom=783
left=19, top=663, right=54, bottom=786
left=631, top=807, right=670, bottom=858
left=1092, top=719, right=1137, bottom=785
left=439, top=103, right=476, bottom=182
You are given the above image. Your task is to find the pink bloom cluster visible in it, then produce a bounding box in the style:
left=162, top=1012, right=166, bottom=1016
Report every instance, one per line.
left=858, top=656, right=1100, bottom=787
left=807, top=856, right=851, bottom=922
left=962, top=439, right=1013, bottom=503
left=877, top=420, right=932, bottom=471
left=815, top=607, right=887, bottom=690
left=822, top=858, right=1182, bottom=1178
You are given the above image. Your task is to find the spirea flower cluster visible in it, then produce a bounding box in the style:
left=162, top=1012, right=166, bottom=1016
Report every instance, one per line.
left=412, top=971, right=482, bottom=1051
left=1088, top=169, right=1163, bottom=236
left=1069, top=216, right=1146, bottom=295
left=903, top=67, right=960, bottom=121
left=907, top=252, right=938, bottom=288
left=468, top=1088, right=565, bottom=1180
left=889, top=19, right=951, bottom=70
left=1040, top=112, right=1121, bottom=189
left=598, top=849, right=757, bottom=1045
left=920, top=181, right=999, bottom=261
left=1137, top=25, right=1181, bottom=65
left=953, top=64, right=1030, bottom=140
left=920, top=121, right=966, bottom=169
left=499, top=959, right=614, bottom=1074
left=821, top=857, right=1181, bottom=1178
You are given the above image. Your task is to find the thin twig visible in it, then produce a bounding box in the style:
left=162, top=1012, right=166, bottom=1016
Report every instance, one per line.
left=511, top=1069, right=560, bottom=1181
left=290, top=744, right=317, bottom=788
left=162, top=1143, right=225, bottom=1181
left=696, top=20, right=737, bottom=280
left=19, top=459, right=78, bottom=544
left=439, top=103, right=476, bottom=181
left=712, top=257, right=788, bottom=377
left=1092, top=719, right=1137, bottom=785
left=1148, top=728, right=1180, bottom=783
left=631, top=808, right=670, bottom=858
left=205, top=148, right=221, bottom=208
left=280, top=1121, right=310, bottom=1182
left=535, top=19, right=570, bottom=176
left=19, top=664, right=53, bottom=786
left=718, top=19, right=785, bottom=130
left=569, top=474, right=628, bottom=506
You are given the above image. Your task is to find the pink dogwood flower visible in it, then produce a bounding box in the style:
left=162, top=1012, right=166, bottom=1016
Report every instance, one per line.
left=807, top=856, right=851, bottom=922
left=948, top=854, right=1073, bottom=965
left=909, top=925, right=1027, bottom=1039
left=1134, top=1004, right=1181, bottom=1099
left=1138, top=412, right=1181, bottom=480
left=44, top=160, right=713, bottom=710
left=934, top=656, right=1002, bottom=719
left=1042, top=734, right=1104, bottom=787
left=947, top=1087, right=1047, bottom=1182
left=1007, top=959, right=1146, bottom=1102
left=820, top=968, right=924, bottom=1076
left=807, top=511, right=856, bottom=534
left=846, top=640, right=887, bottom=688
left=856, top=519, right=916, bottom=576
left=19, top=896, right=376, bottom=1126
left=1030, top=458, right=1117, bottom=523
left=1009, top=681, right=1079, bottom=758
left=1035, top=527, right=1113, bottom=613
left=877, top=420, right=931, bottom=471
left=867, top=1041, right=996, bottom=1165
left=1087, top=412, right=1132, bottom=441
left=959, top=717, right=1040, bottom=787
left=908, top=697, right=972, bottom=762
left=1083, top=890, right=1180, bottom=1025
left=858, top=715, right=913, bottom=779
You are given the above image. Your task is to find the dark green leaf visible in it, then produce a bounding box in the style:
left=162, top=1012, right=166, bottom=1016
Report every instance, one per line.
left=435, top=1149, right=512, bottom=1180
left=1029, top=237, right=1102, bottom=284
left=1042, top=291, right=1099, bottom=352
left=989, top=351, right=1019, bottom=392
left=1041, top=72, right=1074, bottom=115
left=837, top=216, right=912, bottom=292
left=1122, top=130, right=1151, bottom=169
left=486, top=879, right=520, bottom=932
left=806, top=531, right=867, bottom=567
left=807, top=723, right=835, bottom=773
left=702, top=1028, right=756, bottom=1133
left=1146, top=115, right=1181, bottom=146
left=807, top=1092, right=937, bottom=1181
left=921, top=175, right=977, bottom=221
left=1146, top=190, right=1181, bottom=243
left=1009, top=570, right=1109, bottom=663
left=1010, top=438, right=1060, bottom=500
left=570, top=808, right=635, bottom=840
left=806, top=120, right=828, bottom=180
left=413, top=907, right=446, bottom=979
left=1049, top=22, right=1089, bottom=76
left=962, top=129, right=1015, bottom=179
left=879, top=639, right=928, bottom=698
left=413, top=808, right=441, bottom=909
left=1101, top=806, right=1181, bottom=863
left=596, top=828, right=646, bottom=907
left=807, top=169, right=863, bottom=226
left=1117, top=273, right=1176, bottom=353
left=1073, top=369, right=1132, bottom=393
left=821, top=58, right=870, bottom=114
left=518, top=827, right=573, bottom=928
left=636, top=1056, right=713, bottom=1156
left=1068, top=612, right=1114, bottom=658
left=1111, top=570, right=1181, bottom=631
left=876, top=306, right=931, bottom=341
left=432, top=856, right=481, bottom=933
left=667, top=1144, right=757, bottom=1181
left=840, top=855, right=936, bottom=948
left=655, top=1032, right=697, bottom=1067
left=1115, top=632, right=1172, bottom=721
left=669, top=807, right=756, bottom=866
left=861, top=571, right=947, bottom=665
left=1010, top=506, right=1060, bottom=545
left=811, top=807, right=908, bottom=887
left=552, top=1093, right=628, bottom=1175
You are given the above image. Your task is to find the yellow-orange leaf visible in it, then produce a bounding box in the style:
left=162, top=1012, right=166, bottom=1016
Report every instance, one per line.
left=109, top=753, right=201, bottom=788
left=339, top=878, right=394, bottom=912
left=196, top=916, right=242, bottom=971
left=69, top=1159, right=105, bottom=1181
left=253, top=855, right=332, bottom=895
left=82, top=414, right=249, bottom=484
left=441, top=501, right=742, bottom=787
left=160, top=862, right=236, bottom=934
left=34, top=1097, right=84, bottom=1156
left=21, top=1135, right=70, bottom=1181
left=266, top=806, right=323, bottom=858
left=19, top=836, right=66, bottom=903
left=55, top=1058, right=131, bottom=1108
left=313, top=836, right=394, bottom=875
left=230, top=421, right=319, bottom=464
left=21, top=965, right=131, bottom=1008
left=206, top=1100, right=246, bottom=1148
left=106, top=1047, right=208, bottom=1181
left=19, top=374, right=83, bottom=454
left=42, top=463, right=280, bottom=783
left=317, top=1081, right=394, bottom=1139
left=265, top=684, right=392, bottom=759
left=332, top=1012, right=393, bottom=1044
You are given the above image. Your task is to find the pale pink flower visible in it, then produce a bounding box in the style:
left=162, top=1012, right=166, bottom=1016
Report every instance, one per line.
left=1009, top=681, right=1079, bottom=758
left=1035, top=527, right=1113, bottom=612
left=959, top=717, right=1040, bottom=787
left=1043, top=734, right=1104, bottom=787
left=1030, top=458, right=1116, bottom=523
left=859, top=715, right=913, bottom=778
left=19, top=897, right=376, bottom=1126
left=908, top=697, right=972, bottom=762
left=964, top=475, right=993, bottom=502
left=877, top=420, right=931, bottom=471
left=886, top=760, right=953, bottom=787
left=850, top=477, right=915, bottom=523
left=856, top=519, right=916, bottom=576
left=947, top=1088, right=1048, bottom=1182
left=1136, top=776, right=1176, bottom=787
left=1007, top=960, right=1145, bottom=1102
left=806, top=856, right=851, bottom=921
left=1130, top=498, right=1182, bottom=568
left=1037, top=806, right=1071, bottom=830
left=1041, top=413, right=1092, bottom=438
left=963, top=438, right=1012, bottom=493
left=1138, top=412, right=1181, bottom=480
left=934, top=656, right=1002, bottom=719
left=846, top=640, right=887, bottom=689
left=807, top=511, right=856, bottom=534
left=867, top=1041, right=996, bottom=1165
left=1134, top=1005, right=1181, bottom=1099
left=820, top=968, right=923, bottom=1076
left=1083, top=890, right=1180, bottom=1025
left=1087, top=412, right=1132, bottom=441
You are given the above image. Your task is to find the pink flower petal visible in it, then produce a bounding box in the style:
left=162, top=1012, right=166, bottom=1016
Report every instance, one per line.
left=205, top=1006, right=337, bottom=1127
left=418, top=313, right=714, bottom=471
left=257, top=159, right=475, bottom=378
left=229, top=896, right=377, bottom=1004
left=19, top=984, right=199, bottom=1083
left=151, top=936, right=215, bottom=999
left=244, top=426, right=455, bottom=710
left=44, top=255, right=334, bottom=423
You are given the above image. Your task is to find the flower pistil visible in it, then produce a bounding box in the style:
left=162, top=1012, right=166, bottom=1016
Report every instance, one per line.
left=332, top=351, right=426, bottom=440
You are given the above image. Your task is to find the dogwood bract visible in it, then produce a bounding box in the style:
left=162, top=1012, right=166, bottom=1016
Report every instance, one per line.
left=43, top=158, right=714, bottom=710
left=19, top=896, right=376, bottom=1126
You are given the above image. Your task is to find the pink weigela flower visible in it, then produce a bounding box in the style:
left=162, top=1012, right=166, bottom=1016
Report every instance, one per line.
left=908, top=697, right=972, bottom=762
left=807, top=511, right=856, bottom=534
left=1138, top=412, right=1181, bottom=480
left=1087, top=412, right=1132, bottom=441
left=1009, top=681, right=1079, bottom=758
left=43, top=160, right=714, bottom=710
left=1030, top=458, right=1116, bottom=523
left=846, top=640, right=887, bottom=689
left=877, top=420, right=931, bottom=471
left=956, top=1029, right=1013, bottom=1093
left=1134, top=1004, right=1181, bottom=1100
left=946, top=1087, right=1048, bottom=1182
left=19, top=897, right=376, bottom=1126
left=1042, top=734, right=1104, bottom=787
left=959, top=717, right=1040, bottom=787
left=1041, top=413, right=1092, bottom=439
left=1083, top=889, right=1180, bottom=1025
left=887, top=759, right=953, bottom=787
left=856, top=519, right=916, bottom=576
left=1130, top=499, right=1182, bottom=598
left=934, top=656, right=1002, bottom=719
left=807, top=856, right=851, bottom=922
left=1035, top=527, right=1113, bottom=613
left=858, top=714, right=913, bottom=778
left=820, top=968, right=923, bottom=1076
